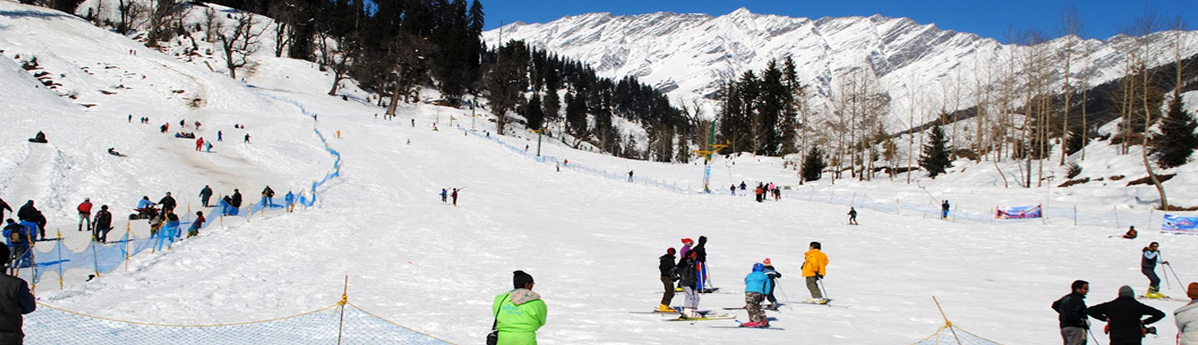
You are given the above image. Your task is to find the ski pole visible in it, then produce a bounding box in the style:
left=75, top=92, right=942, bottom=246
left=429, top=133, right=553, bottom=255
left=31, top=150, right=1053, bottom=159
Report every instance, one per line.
left=776, top=280, right=794, bottom=311
left=818, top=277, right=830, bottom=300
left=1087, top=327, right=1104, bottom=345
left=1164, top=263, right=1184, bottom=289
left=1159, top=253, right=1174, bottom=290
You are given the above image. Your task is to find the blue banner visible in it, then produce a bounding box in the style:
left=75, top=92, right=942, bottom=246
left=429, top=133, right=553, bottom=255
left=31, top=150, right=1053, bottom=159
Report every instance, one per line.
left=1162, top=214, right=1198, bottom=234
left=995, top=204, right=1043, bottom=219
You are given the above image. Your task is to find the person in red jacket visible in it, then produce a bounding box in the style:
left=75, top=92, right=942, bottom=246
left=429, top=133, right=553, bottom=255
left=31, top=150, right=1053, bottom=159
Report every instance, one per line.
left=195, top=137, right=204, bottom=151
left=76, top=198, right=92, bottom=232
left=188, top=211, right=205, bottom=238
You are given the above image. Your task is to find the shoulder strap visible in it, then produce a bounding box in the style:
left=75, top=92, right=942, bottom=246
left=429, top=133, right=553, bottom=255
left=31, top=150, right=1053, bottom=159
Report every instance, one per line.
left=491, top=294, right=509, bottom=331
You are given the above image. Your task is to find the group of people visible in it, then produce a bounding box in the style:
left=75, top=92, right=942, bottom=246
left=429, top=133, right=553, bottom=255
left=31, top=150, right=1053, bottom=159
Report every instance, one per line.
left=1052, top=241, right=1194, bottom=345
left=658, top=237, right=711, bottom=319
left=439, top=188, right=461, bottom=206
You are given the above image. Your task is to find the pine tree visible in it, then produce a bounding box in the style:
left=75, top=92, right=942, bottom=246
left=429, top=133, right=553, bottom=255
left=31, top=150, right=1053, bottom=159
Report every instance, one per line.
left=920, top=125, right=951, bottom=178
left=525, top=92, right=545, bottom=130
left=1151, top=95, right=1198, bottom=168
left=1064, top=125, right=1089, bottom=156
left=801, top=146, right=826, bottom=182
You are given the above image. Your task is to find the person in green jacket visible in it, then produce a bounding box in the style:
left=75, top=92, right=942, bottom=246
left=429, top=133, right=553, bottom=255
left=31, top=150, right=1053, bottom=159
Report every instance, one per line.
left=492, top=270, right=547, bottom=345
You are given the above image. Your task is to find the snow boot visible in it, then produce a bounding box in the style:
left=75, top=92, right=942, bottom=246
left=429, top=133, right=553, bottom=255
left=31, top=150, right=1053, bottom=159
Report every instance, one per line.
left=740, top=321, right=760, bottom=327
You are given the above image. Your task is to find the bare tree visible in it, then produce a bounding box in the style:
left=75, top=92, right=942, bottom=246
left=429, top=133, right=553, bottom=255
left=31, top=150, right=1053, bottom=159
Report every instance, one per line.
left=115, top=0, right=146, bottom=34
left=316, top=30, right=358, bottom=95
left=268, top=0, right=301, bottom=58
left=1131, top=13, right=1169, bottom=209
left=218, top=12, right=266, bottom=80
left=383, top=33, right=430, bottom=117
left=145, top=0, right=188, bottom=47
left=1057, top=6, right=1082, bottom=165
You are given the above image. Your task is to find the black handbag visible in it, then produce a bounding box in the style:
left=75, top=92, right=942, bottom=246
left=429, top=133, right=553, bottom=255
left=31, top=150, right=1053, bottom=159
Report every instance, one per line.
left=487, top=295, right=508, bottom=345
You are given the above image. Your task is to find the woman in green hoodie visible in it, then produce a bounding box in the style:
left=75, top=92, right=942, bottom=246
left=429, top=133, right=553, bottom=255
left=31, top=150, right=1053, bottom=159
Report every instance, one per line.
left=492, top=271, right=547, bottom=345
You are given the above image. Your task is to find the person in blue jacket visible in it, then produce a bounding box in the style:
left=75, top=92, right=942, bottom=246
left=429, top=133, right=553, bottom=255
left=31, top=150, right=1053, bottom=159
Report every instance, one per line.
left=2, top=220, right=31, bottom=269
left=742, top=262, right=773, bottom=328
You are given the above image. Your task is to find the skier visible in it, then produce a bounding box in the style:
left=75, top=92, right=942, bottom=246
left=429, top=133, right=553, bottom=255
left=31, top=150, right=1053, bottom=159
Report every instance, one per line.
left=693, top=236, right=710, bottom=292
left=195, top=137, right=204, bottom=151
left=451, top=188, right=459, bottom=207
left=492, top=270, right=547, bottom=345
left=754, top=184, right=763, bottom=202
left=628, top=170, right=634, bottom=182
left=1122, top=226, right=1138, bottom=239
left=1177, top=282, right=1198, bottom=345
left=658, top=247, right=677, bottom=312
left=188, top=211, right=204, bottom=238
left=730, top=184, right=736, bottom=195
left=194, top=121, right=201, bottom=130
left=440, top=189, right=448, bottom=203
left=3, top=219, right=32, bottom=268
left=1051, top=280, right=1091, bottom=345
left=77, top=198, right=93, bottom=232
left=1086, top=286, right=1165, bottom=345
left=762, top=258, right=782, bottom=310
left=847, top=207, right=858, bottom=225
left=92, top=205, right=112, bottom=243
left=158, top=192, right=177, bottom=213
left=244, top=133, right=250, bottom=143
left=1142, top=242, right=1169, bottom=298
left=673, top=250, right=701, bottom=319
left=741, top=262, right=772, bottom=328
left=217, top=131, right=222, bottom=141
left=941, top=200, right=951, bottom=219
left=160, top=123, right=168, bottom=133
left=802, top=241, right=829, bottom=304
left=262, top=186, right=275, bottom=206
left=678, top=238, right=694, bottom=259
left=205, top=141, right=213, bottom=152
left=739, top=181, right=747, bottom=193
left=199, top=185, right=213, bottom=207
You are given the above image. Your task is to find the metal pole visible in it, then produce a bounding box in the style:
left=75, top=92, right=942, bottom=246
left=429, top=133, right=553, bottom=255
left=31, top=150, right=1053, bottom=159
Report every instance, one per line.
left=932, top=296, right=964, bottom=345
left=337, top=275, right=349, bottom=345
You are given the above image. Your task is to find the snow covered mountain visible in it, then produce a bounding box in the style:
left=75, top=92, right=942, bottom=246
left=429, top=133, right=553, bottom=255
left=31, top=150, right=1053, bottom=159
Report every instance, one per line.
left=484, top=8, right=1198, bottom=131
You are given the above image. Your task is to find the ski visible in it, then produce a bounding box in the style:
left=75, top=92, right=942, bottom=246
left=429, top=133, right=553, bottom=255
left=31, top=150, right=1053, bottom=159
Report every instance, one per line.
left=1137, top=295, right=1189, bottom=302
left=663, top=314, right=734, bottom=322
left=710, top=325, right=786, bottom=330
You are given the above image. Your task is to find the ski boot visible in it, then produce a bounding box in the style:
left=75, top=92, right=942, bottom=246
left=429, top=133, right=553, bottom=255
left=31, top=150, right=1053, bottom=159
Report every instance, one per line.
left=764, top=304, right=779, bottom=311
left=1146, top=286, right=1164, bottom=299
left=658, top=304, right=676, bottom=313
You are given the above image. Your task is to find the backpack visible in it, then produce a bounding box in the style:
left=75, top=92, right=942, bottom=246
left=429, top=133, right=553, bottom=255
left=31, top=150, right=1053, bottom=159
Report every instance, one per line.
left=7, top=225, right=26, bottom=243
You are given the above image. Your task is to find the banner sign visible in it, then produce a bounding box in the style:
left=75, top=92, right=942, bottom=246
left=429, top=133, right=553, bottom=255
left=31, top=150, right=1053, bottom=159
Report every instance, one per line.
left=1162, top=214, right=1198, bottom=234
left=995, top=204, right=1043, bottom=219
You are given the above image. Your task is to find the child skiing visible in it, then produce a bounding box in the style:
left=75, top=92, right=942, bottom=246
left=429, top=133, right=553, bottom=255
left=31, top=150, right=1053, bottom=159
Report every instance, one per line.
left=802, top=242, right=829, bottom=304
left=741, top=262, right=772, bottom=328
left=847, top=207, right=858, bottom=225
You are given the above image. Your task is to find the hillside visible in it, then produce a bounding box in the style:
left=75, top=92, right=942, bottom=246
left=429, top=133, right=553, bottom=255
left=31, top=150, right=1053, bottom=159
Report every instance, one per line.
left=3, top=2, right=1198, bottom=345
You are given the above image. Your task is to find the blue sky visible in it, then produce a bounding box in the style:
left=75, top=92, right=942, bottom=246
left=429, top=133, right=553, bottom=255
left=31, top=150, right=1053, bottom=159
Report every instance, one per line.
left=480, top=0, right=1196, bottom=43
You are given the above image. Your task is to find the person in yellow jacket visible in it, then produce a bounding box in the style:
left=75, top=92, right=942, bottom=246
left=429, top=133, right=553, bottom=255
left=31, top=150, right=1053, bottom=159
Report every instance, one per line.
left=802, top=241, right=829, bottom=304
left=492, top=271, right=547, bottom=345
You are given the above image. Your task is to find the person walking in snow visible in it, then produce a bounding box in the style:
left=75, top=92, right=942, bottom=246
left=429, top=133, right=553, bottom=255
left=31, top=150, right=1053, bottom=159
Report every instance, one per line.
left=262, top=186, right=275, bottom=207
left=742, top=262, right=772, bottom=328
left=205, top=141, right=212, bottom=152
left=4, top=219, right=32, bottom=269
left=199, top=185, right=213, bottom=208
left=244, top=133, right=251, bottom=143
left=195, top=137, right=204, bottom=151
left=941, top=200, right=951, bottom=219
left=762, top=258, right=782, bottom=310
left=1052, top=280, right=1092, bottom=345
left=217, top=131, right=222, bottom=141
left=451, top=188, right=459, bottom=207
left=658, top=247, right=677, bottom=312
left=847, top=207, right=858, bottom=225
left=1142, top=242, right=1169, bottom=298
left=92, top=205, right=112, bottom=243
left=802, top=241, right=829, bottom=304
left=492, top=270, right=547, bottom=345
left=628, top=170, right=634, bottom=182
left=284, top=191, right=295, bottom=213
left=77, top=198, right=93, bottom=232
left=194, top=121, right=201, bottom=130
left=15, top=201, right=36, bottom=224
left=440, top=189, right=448, bottom=203
left=0, top=244, right=37, bottom=343
left=1177, top=282, right=1198, bottom=345
left=158, top=192, right=177, bottom=213
left=188, top=211, right=204, bottom=238
left=1086, top=286, right=1165, bottom=345
left=673, top=250, right=701, bottom=319
left=730, top=184, right=736, bottom=195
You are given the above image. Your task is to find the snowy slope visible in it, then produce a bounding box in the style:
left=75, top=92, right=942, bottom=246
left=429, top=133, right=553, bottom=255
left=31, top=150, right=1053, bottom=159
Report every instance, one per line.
left=3, top=2, right=1198, bottom=345
left=483, top=8, right=1198, bottom=133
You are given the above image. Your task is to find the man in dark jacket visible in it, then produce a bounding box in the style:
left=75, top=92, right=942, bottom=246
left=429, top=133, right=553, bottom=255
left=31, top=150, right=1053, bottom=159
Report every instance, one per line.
left=1086, top=285, right=1165, bottom=345
left=261, top=186, right=275, bottom=206
left=0, top=245, right=36, bottom=344
left=14, top=202, right=35, bottom=224
left=199, top=185, right=213, bottom=207
left=692, top=236, right=709, bottom=292
left=92, top=205, right=113, bottom=243
left=230, top=189, right=243, bottom=208
left=658, top=248, right=677, bottom=312
left=1052, top=280, right=1091, bottom=345
left=157, top=192, right=177, bottom=213
left=673, top=251, right=701, bottom=319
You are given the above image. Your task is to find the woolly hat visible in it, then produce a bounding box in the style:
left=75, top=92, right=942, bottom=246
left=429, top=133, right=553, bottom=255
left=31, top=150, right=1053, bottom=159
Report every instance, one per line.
left=1188, top=282, right=1198, bottom=300
left=753, top=263, right=765, bottom=272
left=513, top=270, right=534, bottom=289
left=667, top=247, right=676, bottom=255
left=681, top=238, right=694, bottom=245
left=763, top=258, right=772, bottom=266
left=1118, top=285, right=1134, bottom=298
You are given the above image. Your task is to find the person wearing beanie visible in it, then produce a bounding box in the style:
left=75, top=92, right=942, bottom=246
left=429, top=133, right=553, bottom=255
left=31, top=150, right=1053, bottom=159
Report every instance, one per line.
left=692, top=236, right=710, bottom=292
left=0, top=244, right=36, bottom=344
left=678, top=238, right=694, bottom=259
left=741, top=263, right=772, bottom=328
left=1086, top=285, right=1165, bottom=345
left=92, top=205, right=113, bottom=244
left=672, top=250, right=701, bottom=319
left=1142, top=242, right=1169, bottom=298
left=657, top=248, right=678, bottom=312
left=802, top=242, right=829, bottom=304
left=492, top=270, right=546, bottom=345
left=761, top=258, right=782, bottom=310
left=1051, top=280, right=1092, bottom=345
left=1175, top=282, right=1198, bottom=345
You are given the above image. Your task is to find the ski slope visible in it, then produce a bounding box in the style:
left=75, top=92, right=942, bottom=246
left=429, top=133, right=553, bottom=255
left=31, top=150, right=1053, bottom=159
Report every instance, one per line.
left=3, top=2, right=1198, bottom=344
